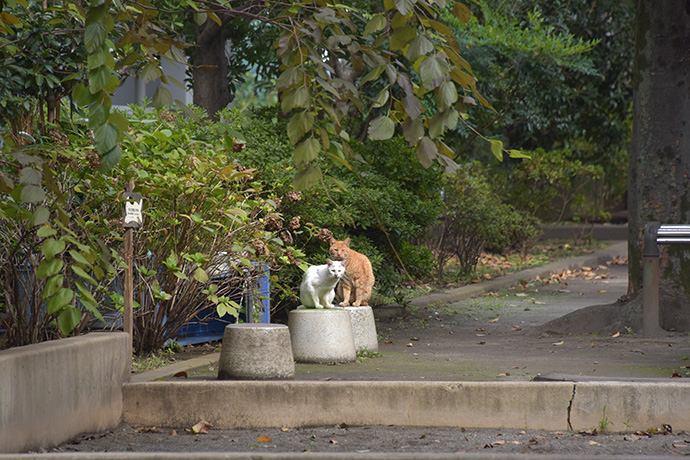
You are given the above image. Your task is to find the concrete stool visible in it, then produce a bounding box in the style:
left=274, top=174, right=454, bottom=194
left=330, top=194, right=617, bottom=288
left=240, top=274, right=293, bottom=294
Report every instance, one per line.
left=218, top=324, right=294, bottom=380
left=344, top=306, right=379, bottom=353
left=288, top=308, right=356, bottom=363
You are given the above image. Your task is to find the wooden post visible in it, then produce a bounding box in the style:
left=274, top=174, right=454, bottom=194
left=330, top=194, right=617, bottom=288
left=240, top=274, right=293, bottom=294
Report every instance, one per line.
left=123, top=180, right=143, bottom=373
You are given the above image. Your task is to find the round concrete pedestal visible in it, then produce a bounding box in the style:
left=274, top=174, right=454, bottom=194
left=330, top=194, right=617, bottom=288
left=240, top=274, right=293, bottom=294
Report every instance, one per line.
left=344, top=306, right=378, bottom=353
left=288, top=308, right=356, bottom=363
left=218, top=324, right=294, bottom=380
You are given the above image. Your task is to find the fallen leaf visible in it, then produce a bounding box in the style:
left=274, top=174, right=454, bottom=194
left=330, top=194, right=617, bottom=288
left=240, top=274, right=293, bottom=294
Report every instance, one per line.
left=407, top=343, right=413, bottom=347
left=256, top=435, right=271, bottom=443
left=411, top=337, right=420, bottom=341
left=611, top=332, right=620, bottom=338
left=488, top=317, right=499, bottom=323
left=173, top=371, right=188, bottom=379
left=281, top=427, right=290, bottom=432
left=552, top=341, right=564, bottom=346
left=385, top=340, right=393, bottom=344
left=589, top=440, right=599, bottom=445
left=492, top=440, right=506, bottom=445
left=673, top=443, right=688, bottom=448
left=319, top=377, right=332, bottom=381
left=497, top=373, right=510, bottom=377
left=189, top=420, right=212, bottom=435
left=597, top=290, right=607, bottom=294
left=329, top=440, right=339, bottom=444
left=475, top=328, right=485, bottom=332
left=171, top=430, right=177, bottom=436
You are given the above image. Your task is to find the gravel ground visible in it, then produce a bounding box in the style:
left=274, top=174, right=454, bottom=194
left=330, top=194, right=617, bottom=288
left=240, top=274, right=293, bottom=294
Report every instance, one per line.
left=50, top=422, right=690, bottom=457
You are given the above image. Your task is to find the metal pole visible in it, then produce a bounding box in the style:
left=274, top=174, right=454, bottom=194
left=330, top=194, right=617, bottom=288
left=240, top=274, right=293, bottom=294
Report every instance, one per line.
left=123, top=181, right=134, bottom=373
left=642, top=222, right=664, bottom=337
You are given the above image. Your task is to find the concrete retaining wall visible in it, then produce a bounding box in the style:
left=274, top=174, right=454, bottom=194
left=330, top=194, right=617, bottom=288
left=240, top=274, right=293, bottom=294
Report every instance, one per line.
left=0, top=332, right=129, bottom=453
left=122, top=380, right=690, bottom=433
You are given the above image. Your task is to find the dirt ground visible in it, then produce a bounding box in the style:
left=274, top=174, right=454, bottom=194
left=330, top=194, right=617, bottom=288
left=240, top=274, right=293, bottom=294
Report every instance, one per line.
left=49, top=254, right=690, bottom=457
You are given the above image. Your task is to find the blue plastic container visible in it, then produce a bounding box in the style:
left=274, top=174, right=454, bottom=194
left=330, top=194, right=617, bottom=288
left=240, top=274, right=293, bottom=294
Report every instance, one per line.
left=172, top=265, right=270, bottom=346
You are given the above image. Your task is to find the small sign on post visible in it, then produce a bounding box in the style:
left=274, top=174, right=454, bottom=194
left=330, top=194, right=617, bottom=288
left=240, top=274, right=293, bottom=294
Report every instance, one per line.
left=123, top=191, right=143, bottom=228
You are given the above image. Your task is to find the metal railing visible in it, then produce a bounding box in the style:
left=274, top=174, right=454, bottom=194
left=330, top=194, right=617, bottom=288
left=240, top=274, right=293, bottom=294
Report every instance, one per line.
left=642, top=222, right=690, bottom=336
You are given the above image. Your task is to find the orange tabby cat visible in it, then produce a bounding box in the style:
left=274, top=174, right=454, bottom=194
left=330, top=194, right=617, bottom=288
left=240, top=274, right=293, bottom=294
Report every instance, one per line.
left=329, top=237, right=375, bottom=307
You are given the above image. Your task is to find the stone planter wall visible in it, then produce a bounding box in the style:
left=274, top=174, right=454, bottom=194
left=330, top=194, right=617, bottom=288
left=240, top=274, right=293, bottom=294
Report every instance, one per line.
left=0, top=332, right=129, bottom=453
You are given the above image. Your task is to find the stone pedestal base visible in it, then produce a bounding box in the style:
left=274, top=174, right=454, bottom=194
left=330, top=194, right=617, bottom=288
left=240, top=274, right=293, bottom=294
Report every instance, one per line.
left=288, top=308, right=356, bottom=363
left=218, top=324, right=294, bottom=380
left=344, top=306, right=378, bottom=353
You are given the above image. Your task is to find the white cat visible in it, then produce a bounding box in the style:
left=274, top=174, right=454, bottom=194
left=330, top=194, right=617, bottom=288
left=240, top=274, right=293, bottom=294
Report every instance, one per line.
left=299, top=259, right=346, bottom=309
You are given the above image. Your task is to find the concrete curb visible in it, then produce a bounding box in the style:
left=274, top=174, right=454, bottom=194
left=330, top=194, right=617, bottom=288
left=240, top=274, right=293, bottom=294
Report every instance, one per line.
left=122, top=379, right=690, bottom=434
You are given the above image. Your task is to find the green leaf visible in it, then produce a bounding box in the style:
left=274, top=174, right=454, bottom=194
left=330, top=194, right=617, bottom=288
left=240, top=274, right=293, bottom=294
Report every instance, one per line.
left=57, top=306, right=81, bottom=336
left=415, top=136, right=438, bottom=168
left=36, top=226, right=57, bottom=238
left=89, top=99, right=111, bottom=128
left=153, top=87, right=173, bottom=108
left=293, top=137, right=320, bottom=168
left=84, top=22, right=107, bottom=53
left=435, top=81, right=458, bottom=111
left=453, top=3, right=472, bottom=23
left=42, top=237, right=65, bottom=259
left=37, top=258, right=64, bottom=280
left=281, top=87, right=310, bottom=113
left=363, top=14, right=386, bottom=36
left=293, top=164, right=323, bottom=191
left=287, top=111, right=314, bottom=145
left=43, top=274, right=64, bottom=299
left=99, top=145, right=121, bottom=171
left=406, top=34, right=434, bottom=62
left=94, top=122, right=119, bottom=154
left=19, top=167, right=41, bottom=185
left=490, top=139, right=504, bottom=161
left=276, top=67, right=303, bottom=90
left=419, top=56, right=447, bottom=90
left=87, top=65, right=112, bottom=93
left=394, top=0, right=415, bottom=15
left=403, top=94, right=424, bottom=120
left=47, top=288, right=74, bottom=314
left=75, top=281, right=105, bottom=322
left=390, top=25, right=417, bottom=51
left=27, top=206, right=50, bottom=228
left=368, top=115, right=395, bottom=141
left=20, top=184, right=46, bottom=203
left=193, top=267, right=209, bottom=283
left=402, top=117, right=424, bottom=146
left=372, top=88, right=390, bottom=108
left=72, top=265, right=97, bottom=285
left=141, top=62, right=162, bottom=83
left=508, top=149, right=531, bottom=159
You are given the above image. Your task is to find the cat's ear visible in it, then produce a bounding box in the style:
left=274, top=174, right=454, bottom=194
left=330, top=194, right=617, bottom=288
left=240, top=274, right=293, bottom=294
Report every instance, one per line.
left=327, top=259, right=332, bottom=265
left=329, top=237, right=336, bottom=245
left=344, top=237, right=350, bottom=246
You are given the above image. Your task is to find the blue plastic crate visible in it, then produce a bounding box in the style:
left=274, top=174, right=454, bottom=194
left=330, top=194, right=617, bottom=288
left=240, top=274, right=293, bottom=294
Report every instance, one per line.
left=172, top=264, right=270, bottom=346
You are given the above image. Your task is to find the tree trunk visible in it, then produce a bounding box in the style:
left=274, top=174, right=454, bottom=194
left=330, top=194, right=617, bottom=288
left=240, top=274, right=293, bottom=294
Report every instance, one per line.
left=628, top=0, right=690, bottom=331
left=192, top=19, right=232, bottom=119
left=538, top=1, right=690, bottom=335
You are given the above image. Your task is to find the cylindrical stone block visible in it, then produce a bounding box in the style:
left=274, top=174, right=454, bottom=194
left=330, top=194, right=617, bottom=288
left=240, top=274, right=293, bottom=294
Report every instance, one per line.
left=288, top=308, right=357, bottom=363
left=218, top=324, right=294, bottom=380
left=344, top=306, right=379, bottom=353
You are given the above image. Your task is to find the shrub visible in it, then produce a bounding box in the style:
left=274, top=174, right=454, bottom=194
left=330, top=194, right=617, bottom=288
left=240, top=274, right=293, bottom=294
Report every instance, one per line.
left=228, top=106, right=444, bottom=309
left=428, top=164, right=537, bottom=282
left=0, top=131, right=118, bottom=347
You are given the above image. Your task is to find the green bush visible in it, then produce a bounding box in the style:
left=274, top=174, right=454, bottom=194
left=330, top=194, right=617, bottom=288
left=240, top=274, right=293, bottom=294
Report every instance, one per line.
left=228, top=106, right=444, bottom=309
left=0, top=105, right=300, bottom=353
left=428, top=164, right=537, bottom=281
